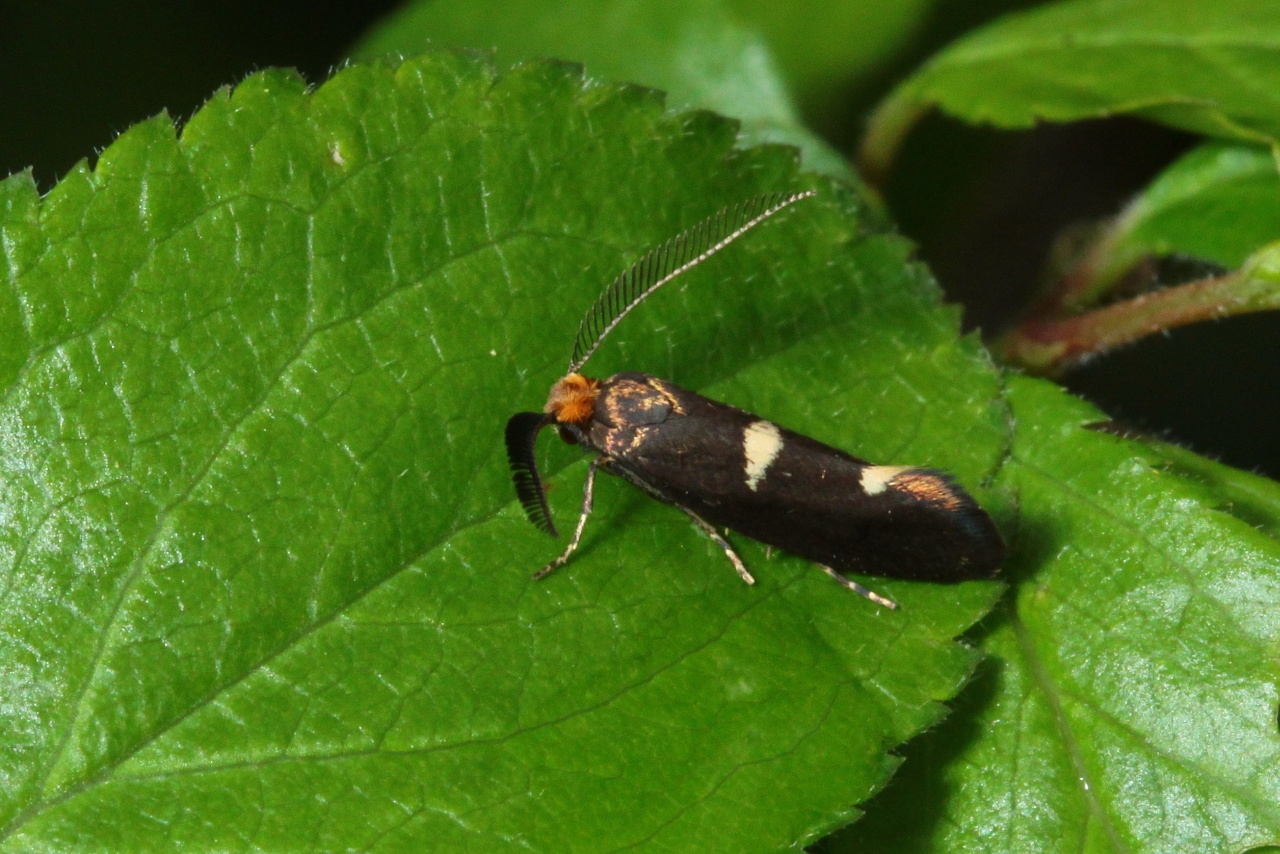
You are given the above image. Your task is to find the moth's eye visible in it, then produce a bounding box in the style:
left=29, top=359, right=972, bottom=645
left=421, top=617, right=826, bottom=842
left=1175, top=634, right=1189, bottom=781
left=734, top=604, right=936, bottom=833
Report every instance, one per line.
left=556, top=425, right=579, bottom=445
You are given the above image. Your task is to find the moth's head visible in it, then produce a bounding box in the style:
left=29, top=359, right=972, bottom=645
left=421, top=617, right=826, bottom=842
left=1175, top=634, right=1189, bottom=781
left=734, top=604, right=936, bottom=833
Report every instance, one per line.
left=544, top=373, right=600, bottom=435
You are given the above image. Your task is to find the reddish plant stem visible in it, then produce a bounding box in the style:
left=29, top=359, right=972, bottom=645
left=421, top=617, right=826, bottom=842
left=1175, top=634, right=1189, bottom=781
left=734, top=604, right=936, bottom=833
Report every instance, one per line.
left=998, top=263, right=1280, bottom=375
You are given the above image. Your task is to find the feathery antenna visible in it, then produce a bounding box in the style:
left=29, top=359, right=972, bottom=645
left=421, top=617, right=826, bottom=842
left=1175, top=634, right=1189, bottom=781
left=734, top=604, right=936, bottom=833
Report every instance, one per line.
left=567, top=190, right=816, bottom=374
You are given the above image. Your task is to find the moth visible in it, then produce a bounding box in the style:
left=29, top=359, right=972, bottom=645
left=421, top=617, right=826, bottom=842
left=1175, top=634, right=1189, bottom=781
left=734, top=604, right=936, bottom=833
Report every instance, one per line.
left=505, top=192, right=1005, bottom=608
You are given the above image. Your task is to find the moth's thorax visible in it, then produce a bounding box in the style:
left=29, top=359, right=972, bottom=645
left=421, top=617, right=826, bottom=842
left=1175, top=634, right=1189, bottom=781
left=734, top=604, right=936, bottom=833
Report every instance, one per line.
left=545, top=373, right=601, bottom=429
left=545, top=371, right=683, bottom=454
left=583, top=373, right=681, bottom=457
left=598, top=374, right=679, bottom=425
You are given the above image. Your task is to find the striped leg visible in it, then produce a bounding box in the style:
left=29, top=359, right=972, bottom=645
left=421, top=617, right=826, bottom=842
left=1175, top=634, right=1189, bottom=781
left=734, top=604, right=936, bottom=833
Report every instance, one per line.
left=534, top=458, right=602, bottom=580
left=818, top=564, right=898, bottom=610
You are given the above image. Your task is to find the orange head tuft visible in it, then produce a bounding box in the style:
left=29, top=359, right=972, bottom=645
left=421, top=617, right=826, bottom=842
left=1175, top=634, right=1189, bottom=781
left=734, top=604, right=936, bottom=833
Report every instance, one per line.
left=545, top=373, right=601, bottom=427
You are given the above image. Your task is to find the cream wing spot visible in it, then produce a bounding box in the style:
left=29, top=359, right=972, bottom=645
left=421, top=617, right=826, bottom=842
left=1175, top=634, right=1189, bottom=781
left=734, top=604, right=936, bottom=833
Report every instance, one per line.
left=860, top=465, right=910, bottom=496
left=743, top=421, right=783, bottom=491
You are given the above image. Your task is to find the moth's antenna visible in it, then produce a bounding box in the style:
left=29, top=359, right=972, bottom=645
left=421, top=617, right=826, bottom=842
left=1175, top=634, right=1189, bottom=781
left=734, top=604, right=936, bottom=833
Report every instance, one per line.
left=567, top=190, right=816, bottom=374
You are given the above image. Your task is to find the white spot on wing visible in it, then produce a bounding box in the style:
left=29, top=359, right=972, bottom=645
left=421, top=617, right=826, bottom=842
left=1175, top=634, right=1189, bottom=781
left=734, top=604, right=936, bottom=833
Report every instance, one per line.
left=860, top=465, right=909, bottom=495
left=743, top=421, right=783, bottom=491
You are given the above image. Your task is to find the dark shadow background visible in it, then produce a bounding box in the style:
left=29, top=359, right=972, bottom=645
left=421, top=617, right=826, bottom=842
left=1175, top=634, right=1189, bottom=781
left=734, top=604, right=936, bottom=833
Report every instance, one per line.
left=2, top=0, right=1275, bottom=477
left=0, top=1, right=400, bottom=189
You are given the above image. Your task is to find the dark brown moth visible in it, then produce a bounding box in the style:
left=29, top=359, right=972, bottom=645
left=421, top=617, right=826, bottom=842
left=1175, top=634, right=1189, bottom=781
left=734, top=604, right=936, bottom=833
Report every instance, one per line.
left=505, top=192, right=1004, bottom=608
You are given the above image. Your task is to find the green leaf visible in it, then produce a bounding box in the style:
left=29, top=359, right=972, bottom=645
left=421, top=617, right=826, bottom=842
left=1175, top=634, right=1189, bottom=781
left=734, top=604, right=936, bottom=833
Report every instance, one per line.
left=863, top=0, right=1280, bottom=178
left=827, top=376, right=1280, bottom=853
left=1094, top=142, right=1280, bottom=286
left=723, top=0, right=938, bottom=108
left=0, top=53, right=1006, bottom=850
left=351, top=0, right=852, bottom=178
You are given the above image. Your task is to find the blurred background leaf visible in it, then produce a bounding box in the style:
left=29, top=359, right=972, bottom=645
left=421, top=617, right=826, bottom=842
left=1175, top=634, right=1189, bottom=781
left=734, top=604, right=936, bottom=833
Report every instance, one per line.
left=351, top=0, right=852, bottom=176
left=864, top=0, right=1280, bottom=175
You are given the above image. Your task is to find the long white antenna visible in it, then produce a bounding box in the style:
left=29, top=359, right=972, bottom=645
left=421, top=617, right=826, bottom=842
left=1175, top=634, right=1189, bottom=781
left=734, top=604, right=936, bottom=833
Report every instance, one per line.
left=567, top=190, right=816, bottom=374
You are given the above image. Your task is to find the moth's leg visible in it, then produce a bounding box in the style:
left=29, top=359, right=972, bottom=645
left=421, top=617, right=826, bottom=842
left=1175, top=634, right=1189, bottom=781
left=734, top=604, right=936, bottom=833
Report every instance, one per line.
left=818, top=564, right=898, bottom=610
left=534, top=457, right=603, bottom=580
left=677, top=505, right=755, bottom=585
